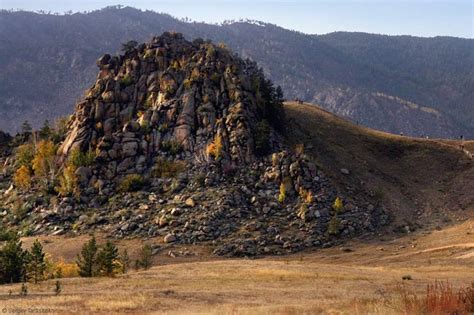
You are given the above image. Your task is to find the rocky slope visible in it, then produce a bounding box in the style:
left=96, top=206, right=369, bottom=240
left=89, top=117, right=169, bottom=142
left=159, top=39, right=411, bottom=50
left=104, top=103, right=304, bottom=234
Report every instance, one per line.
left=0, top=34, right=387, bottom=256
left=0, top=7, right=473, bottom=138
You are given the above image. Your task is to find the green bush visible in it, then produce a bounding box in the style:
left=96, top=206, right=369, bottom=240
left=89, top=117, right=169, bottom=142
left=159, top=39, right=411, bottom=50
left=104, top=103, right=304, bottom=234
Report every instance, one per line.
left=0, top=226, right=17, bottom=242
left=117, top=174, right=146, bottom=192
left=15, top=144, right=34, bottom=169
left=328, top=215, right=341, bottom=235
left=161, top=140, right=183, bottom=155
left=135, top=244, right=153, bottom=270
left=153, top=158, right=185, bottom=178
left=69, top=148, right=95, bottom=167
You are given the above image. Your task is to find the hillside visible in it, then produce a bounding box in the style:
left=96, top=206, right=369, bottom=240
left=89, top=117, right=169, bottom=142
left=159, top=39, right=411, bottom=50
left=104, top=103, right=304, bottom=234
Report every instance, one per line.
left=0, top=6, right=473, bottom=138
left=284, top=102, right=474, bottom=229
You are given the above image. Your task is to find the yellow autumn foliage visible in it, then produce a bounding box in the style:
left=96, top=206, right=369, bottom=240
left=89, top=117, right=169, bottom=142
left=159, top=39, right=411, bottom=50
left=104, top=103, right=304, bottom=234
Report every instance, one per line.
left=13, top=165, right=32, bottom=190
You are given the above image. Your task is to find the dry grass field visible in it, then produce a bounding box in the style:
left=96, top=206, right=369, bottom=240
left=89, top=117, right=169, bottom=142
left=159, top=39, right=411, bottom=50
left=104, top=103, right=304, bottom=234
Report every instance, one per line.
left=0, top=219, right=472, bottom=314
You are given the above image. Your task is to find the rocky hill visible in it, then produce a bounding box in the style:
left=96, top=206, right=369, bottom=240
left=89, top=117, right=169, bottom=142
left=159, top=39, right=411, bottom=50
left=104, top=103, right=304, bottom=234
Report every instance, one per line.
left=1, top=6, right=473, bottom=138
left=0, top=34, right=390, bottom=257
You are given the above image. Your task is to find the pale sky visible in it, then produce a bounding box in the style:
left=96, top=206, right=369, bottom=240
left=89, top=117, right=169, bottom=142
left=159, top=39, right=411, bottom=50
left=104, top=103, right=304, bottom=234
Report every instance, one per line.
left=1, top=0, right=473, bottom=38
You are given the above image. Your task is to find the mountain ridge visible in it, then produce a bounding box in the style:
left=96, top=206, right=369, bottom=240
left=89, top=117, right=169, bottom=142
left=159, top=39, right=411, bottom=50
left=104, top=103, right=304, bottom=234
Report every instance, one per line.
left=0, top=6, right=473, bottom=138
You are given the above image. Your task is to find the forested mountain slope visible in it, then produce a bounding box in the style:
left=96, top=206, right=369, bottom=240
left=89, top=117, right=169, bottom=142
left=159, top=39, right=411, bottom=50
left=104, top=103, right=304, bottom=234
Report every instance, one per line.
left=0, top=6, right=472, bottom=138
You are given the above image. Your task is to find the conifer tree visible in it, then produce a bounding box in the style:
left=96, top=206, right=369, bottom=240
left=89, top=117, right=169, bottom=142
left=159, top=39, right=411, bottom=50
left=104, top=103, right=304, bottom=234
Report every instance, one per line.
left=39, top=120, right=52, bottom=140
left=0, top=236, right=29, bottom=284
left=20, top=120, right=32, bottom=142
left=76, top=236, right=98, bottom=277
left=136, top=243, right=153, bottom=270
left=120, top=249, right=130, bottom=274
left=97, top=241, right=119, bottom=276
left=27, top=239, right=47, bottom=283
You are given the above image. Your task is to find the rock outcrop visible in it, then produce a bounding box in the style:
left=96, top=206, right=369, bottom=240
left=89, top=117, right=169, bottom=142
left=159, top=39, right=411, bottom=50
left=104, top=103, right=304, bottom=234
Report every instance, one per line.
left=0, top=33, right=388, bottom=256
left=60, top=32, right=284, bottom=185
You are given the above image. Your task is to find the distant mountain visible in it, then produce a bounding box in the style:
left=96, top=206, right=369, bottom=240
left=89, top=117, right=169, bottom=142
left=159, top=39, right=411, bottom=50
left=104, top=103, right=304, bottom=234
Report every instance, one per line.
left=0, top=6, right=473, bottom=138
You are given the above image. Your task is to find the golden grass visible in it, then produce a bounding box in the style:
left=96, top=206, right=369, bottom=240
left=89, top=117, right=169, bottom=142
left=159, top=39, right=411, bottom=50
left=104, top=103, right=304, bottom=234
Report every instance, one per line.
left=1, top=219, right=469, bottom=314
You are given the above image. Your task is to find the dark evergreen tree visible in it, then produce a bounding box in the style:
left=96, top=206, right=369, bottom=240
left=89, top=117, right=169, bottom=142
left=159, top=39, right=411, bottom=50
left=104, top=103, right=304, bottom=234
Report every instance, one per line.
left=27, top=239, right=47, bottom=283
left=0, top=236, right=29, bottom=284
left=97, top=241, right=119, bottom=276
left=39, top=120, right=52, bottom=140
left=76, top=236, right=98, bottom=277
left=20, top=120, right=32, bottom=142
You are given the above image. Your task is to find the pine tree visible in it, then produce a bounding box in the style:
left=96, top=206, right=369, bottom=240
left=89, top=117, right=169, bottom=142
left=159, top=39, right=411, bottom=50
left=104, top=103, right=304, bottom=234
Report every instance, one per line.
left=136, top=244, right=153, bottom=270
left=97, top=241, right=119, bottom=276
left=27, top=239, right=46, bottom=283
left=39, top=120, right=52, bottom=140
left=20, top=120, right=32, bottom=142
left=76, top=236, right=98, bottom=277
left=0, top=236, right=29, bottom=284
left=120, top=249, right=130, bottom=274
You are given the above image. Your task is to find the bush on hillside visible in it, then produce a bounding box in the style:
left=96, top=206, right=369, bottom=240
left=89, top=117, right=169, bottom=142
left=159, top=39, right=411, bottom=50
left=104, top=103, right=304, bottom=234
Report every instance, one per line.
left=117, top=174, right=146, bottom=192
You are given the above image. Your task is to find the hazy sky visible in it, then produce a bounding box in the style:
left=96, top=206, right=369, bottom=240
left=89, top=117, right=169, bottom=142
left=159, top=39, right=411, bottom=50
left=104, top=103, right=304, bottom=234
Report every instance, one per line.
left=2, top=0, right=473, bottom=38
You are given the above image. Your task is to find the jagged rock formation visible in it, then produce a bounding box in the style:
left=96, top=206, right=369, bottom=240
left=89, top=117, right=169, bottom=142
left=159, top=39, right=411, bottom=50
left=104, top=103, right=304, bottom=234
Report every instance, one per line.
left=60, top=32, right=284, bottom=185
left=0, top=34, right=389, bottom=256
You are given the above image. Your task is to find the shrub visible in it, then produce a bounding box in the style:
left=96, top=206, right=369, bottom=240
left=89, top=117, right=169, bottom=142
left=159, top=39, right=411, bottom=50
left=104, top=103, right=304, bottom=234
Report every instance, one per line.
left=294, top=143, right=305, bottom=156
left=69, top=148, right=95, bottom=167
left=135, top=243, right=153, bottom=270
left=54, top=259, right=79, bottom=278
left=56, top=165, right=79, bottom=197
left=328, top=215, right=340, bottom=235
left=207, top=134, right=223, bottom=160
left=20, top=283, right=28, bottom=296
left=297, top=204, right=308, bottom=220
left=32, top=140, right=57, bottom=183
left=161, top=140, right=183, bottom=155
left=15, top=143, right=34, bottom=168
left=0, top=227, right=17, bottom=242
left=299, top=187, right=314, bottom=204
left=158, top=123, right=169, bottom=133
left=13, top=165, right=32, bottom=190
left=117, top=174, right=146, bottom=192
left=144, top=93, right=156, bottom=109
left=120, top=249, right=130, bottom=274
left=332, top=197, right=344, bottom=214
left=278, top=182, right=287, bottom=204
left=278, top=177, right=292, bottom=204
left=54, top=280, right=62, bottom=295
left=153, top=158, right=185, bottom=178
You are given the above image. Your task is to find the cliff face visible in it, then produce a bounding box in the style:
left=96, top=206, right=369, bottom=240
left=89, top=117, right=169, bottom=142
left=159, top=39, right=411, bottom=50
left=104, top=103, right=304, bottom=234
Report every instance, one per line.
left=60, top=33, right=283, bottom=179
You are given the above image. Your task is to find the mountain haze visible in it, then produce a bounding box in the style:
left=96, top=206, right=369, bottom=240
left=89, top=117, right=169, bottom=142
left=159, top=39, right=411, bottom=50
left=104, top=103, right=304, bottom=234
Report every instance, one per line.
left=0, top=6, right=473, bottom=138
